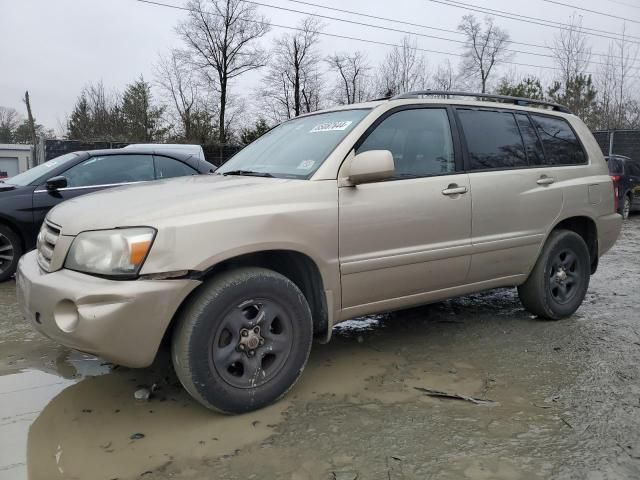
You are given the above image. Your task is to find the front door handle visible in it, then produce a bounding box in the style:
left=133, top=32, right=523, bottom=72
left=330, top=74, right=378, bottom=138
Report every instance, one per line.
left=537, top=176, right=555, bottom=185
left=442, top=184, right=468, bottom=196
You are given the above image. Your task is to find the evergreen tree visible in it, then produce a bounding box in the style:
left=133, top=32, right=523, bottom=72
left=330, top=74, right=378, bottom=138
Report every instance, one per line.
left=67, top=94, right=92, bottom=140
left=496, top=77, right=545, bottom=100
left=240, top=118, right=270, bottom=145
left=121, top=76, right=167, bottom=142
left=547, top=74, right=598, bottom=128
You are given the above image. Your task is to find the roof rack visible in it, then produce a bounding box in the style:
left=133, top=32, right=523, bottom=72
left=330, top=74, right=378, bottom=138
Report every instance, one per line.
left=391, top=90, right=572, bottom=114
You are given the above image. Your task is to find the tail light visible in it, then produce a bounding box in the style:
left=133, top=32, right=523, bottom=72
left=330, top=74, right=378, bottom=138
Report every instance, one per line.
left=611, top=175, right=620, bottom=211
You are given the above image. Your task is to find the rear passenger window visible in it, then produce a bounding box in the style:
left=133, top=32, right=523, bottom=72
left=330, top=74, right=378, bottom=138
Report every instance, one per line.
left=357, top=108, right=455, bottom=178
left=515, top=114, right=545, bottom=166
left=154, top=156, right=198, bottom=179
left=531, top=115, right=586, bottom=165
left=458, top=110, right=527, bottom=170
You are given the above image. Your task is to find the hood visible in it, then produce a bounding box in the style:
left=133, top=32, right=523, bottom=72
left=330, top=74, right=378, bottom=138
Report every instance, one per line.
left=48, top=174, right=310, bottom=235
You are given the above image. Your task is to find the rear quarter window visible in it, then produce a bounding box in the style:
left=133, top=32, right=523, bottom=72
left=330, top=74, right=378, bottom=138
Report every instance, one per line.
left=531, top=115, right=586, bottom=166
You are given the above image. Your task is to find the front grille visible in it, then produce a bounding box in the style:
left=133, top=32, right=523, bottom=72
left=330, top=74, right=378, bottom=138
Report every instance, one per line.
left=37, top=220, right=61, bottom=272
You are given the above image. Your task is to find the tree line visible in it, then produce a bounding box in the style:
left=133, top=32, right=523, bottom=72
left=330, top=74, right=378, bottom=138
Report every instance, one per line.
left=2, top=1, right=639, bottom=148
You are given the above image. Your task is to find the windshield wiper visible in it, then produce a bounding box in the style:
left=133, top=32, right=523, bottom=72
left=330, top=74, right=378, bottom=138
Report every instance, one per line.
left=221, top=170, right=274, bottom=178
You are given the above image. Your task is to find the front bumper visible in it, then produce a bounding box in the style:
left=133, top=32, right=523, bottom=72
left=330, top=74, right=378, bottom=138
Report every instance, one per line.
left=16, top=251, right=200, bottom=368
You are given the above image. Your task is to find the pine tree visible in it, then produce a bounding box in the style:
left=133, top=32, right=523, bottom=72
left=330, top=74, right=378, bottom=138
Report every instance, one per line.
left=121, top=76, right=167, bottom=142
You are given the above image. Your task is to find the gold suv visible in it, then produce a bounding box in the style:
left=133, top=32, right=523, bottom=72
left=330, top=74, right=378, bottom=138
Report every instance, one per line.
left=17, top=92, right=622, bottom=413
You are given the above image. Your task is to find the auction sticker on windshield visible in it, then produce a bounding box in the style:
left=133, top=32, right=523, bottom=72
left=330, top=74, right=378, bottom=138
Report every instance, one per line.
left=310, top=121, right=353, bottom=133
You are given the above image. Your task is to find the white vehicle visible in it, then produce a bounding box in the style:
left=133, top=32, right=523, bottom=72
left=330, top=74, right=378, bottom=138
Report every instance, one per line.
left=123, top=144, right=206, bottom=162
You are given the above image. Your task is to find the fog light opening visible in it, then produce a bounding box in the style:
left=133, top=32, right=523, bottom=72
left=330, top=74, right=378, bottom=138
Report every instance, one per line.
left=54, top=300, right=80, bottom=333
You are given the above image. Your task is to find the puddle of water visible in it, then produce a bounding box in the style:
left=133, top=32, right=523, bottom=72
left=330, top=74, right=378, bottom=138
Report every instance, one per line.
left=0, top=370, right=75, bottom=480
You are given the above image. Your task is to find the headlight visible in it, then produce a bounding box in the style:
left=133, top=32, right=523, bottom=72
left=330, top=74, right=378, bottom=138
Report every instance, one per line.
left=65, top=228, right=156, bottom=277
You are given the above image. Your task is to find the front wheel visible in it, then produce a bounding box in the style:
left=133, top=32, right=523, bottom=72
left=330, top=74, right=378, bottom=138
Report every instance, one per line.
left=0, top=225, right=22, bottom=282
left=518, top=230, right=590, bottom=320
left=171, top=267, right=313, bottom=414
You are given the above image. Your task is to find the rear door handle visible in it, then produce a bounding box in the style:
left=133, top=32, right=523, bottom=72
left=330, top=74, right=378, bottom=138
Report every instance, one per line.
left=537, top=176, right=555, bottom=185
left=442, top=184, right=468, bottom=196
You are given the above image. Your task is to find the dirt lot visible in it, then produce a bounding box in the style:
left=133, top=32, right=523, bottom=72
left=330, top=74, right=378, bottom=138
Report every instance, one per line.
left=1, top=218, right=639, bottom=480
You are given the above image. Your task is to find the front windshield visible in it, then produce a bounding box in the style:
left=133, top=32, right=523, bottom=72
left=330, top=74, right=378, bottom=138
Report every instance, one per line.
left=4, top=152, right=79, bottom=186
left=217, top=109, right=371, bottom=179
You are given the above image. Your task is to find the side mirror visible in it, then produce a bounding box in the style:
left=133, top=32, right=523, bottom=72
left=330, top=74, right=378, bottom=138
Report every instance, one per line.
left=46, top=176, right=68, bottom=191
left=347, top=150, right=395, bottom=185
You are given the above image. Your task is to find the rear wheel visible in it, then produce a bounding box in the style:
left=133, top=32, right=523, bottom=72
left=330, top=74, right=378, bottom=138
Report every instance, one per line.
left=518, top=230, right=590, bottom=320
left=622, top=194, right=631, bottom=220
left=0, top=225, right=21, bottom=282
left=171, top=267, right=313, bottom=413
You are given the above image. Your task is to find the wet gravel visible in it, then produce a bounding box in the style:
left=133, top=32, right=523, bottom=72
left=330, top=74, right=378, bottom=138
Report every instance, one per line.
left=0, top=217, right=639, bottom=480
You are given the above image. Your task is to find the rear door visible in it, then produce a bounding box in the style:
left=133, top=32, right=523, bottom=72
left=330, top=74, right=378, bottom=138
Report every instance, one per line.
left=339, top=106, right=472, bottom=314
left=32, top=154, right=155, bottom=228
left=626, top=161, right=640, bottom=209
left=457, top=108, right=564, bottom=283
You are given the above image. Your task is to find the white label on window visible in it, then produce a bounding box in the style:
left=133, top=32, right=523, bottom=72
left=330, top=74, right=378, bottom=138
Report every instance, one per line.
left=296, top=159, right=315, bottom=170
left=309, top=121, right=352, bottom=133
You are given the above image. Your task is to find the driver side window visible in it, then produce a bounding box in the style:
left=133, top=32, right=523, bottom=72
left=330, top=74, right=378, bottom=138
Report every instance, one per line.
left=356, top=108, right=455, bottom=178
left=64, top=154, right=154, bottom=187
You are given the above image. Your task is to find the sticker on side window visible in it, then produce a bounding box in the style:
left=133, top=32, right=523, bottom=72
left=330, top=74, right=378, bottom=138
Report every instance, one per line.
left=309, top=121, right=352, bottom=133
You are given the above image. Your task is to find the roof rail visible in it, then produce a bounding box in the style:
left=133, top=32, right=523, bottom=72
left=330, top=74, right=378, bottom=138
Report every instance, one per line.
left=392, top=90, right=572, bottom=114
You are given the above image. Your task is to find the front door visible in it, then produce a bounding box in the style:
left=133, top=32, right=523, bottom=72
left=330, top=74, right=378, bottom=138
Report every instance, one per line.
left=339, top=107, right=472, bottom=314
left=31, top=153, right=156, bottom=229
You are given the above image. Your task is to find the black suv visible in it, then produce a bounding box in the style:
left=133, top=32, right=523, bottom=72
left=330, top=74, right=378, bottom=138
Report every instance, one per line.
left=606, top=154, right=640, bottom=220
left=0, top=147, right=215, bottom=281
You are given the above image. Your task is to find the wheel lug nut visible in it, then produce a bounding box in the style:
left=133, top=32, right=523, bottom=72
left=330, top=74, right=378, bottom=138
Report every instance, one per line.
left=241, top=330, right=248, bottom=337
left=239, top=344, right=245, bottom=350
left=253, top=327, right=260, bottom=334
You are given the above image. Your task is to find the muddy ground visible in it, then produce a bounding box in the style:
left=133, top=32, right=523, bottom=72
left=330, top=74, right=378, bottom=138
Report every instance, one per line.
left=1, top=219, right=640, bottom=480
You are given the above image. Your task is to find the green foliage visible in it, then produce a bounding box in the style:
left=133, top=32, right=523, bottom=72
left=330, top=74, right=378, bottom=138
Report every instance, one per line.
left=121, top=76, right=167, bottom=142
left=496, top=77, right=545, bottom=100
left=239, top=118, right=270, bottom=145
left=67, top=94, right=92, bottom=140
left=67, top=78, right=168, bottom=142
left=547, top=74, right=598, bottom=128
left=12, top=120, right=52, bottom=143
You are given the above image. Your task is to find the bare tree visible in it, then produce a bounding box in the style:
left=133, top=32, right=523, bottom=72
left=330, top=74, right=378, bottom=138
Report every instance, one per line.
left=326, top=51, right=371, bottom=104
left=458, top=15, right=511, bottom=93
left=551, top=14, right=592, bottom=86
left=596, top=24, right=639, bottom=129
left=260, top=17, right=324, bottom=121
left=155, top=49, right=201, bottom=141
left=431, top=59, right=456, bottom=93
left=177, top=0, right=269, bottom=144
left=375, top=36, right=428, bottom=97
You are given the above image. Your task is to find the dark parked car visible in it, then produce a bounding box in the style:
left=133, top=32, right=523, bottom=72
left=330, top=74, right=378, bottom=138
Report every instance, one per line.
left=606, top=154, right=640, bottom=220
left=0, top=147, right=215, bottom=281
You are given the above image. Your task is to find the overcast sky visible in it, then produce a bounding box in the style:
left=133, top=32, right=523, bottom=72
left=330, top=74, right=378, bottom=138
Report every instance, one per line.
left=1, top=0, right=639, bottom=131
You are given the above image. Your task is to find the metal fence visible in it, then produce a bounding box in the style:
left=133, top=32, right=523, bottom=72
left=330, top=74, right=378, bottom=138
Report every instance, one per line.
left=592, top=130, right=640, bottom=158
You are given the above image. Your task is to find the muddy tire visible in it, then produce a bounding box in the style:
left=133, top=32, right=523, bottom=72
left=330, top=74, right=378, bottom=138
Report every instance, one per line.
left=0, top=225, right=21, bottom=283
left=518, top=230, right=590, bottom=320
left=171, top=267, right=313, bottom=414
